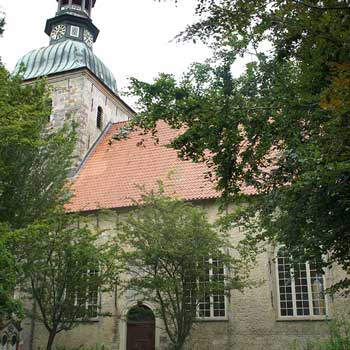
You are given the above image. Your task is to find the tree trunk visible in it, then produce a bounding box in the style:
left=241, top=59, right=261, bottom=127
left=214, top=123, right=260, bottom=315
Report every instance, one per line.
left=46, top=330, right=57, bottom=350
left=29, top=300, right=37, bottom=350
left=172, top=340, right=185, bottom=350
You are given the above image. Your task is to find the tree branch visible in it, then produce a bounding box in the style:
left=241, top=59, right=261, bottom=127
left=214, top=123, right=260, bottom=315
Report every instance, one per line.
left=156, top=290, right=176, bottom=344
left=294, top=0, right=350, bottom=10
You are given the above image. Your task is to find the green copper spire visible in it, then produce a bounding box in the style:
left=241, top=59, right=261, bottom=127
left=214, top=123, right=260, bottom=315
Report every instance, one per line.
left=14, top=0, right=118, bottom=94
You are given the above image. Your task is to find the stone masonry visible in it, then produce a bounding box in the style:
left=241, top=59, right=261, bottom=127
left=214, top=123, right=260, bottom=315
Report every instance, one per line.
left=23, top=202, right=348, bottom=350
left=47, top=70, right=133, bottom=167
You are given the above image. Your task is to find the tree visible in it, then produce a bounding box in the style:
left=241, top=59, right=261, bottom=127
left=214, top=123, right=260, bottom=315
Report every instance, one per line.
left=0, top=62, right=76, bottom=319
left=0, top=66, right=76, bottom=229
left=127, top=1, right=350, bottom=292
left=0, top=58, right=76, bottom=317
left=0, top=224, right=23, bottom=320
left=14, top=211, right=118, bottom=350
left=116, top=187, right=254, bottom=350
left=0, top=10, right=5, bottom=36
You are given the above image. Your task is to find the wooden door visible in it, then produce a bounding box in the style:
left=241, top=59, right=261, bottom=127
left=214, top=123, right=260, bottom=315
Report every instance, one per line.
left=127, top=321, right=155, bottom=350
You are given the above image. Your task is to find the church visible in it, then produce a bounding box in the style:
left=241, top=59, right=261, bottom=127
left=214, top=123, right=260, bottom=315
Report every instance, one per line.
left=3, top=1, right=347, bottom=350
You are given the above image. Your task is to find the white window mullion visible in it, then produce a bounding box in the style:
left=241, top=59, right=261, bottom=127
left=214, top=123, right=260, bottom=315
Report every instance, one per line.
left=276, top=248, right=327, bottom=319
left=224, top=264, right=228, bottom=318
left=195, top=257, right=227, bottom=320
left=275, top=258, right=282, bottom=318
left=290, top=267, right=297, bottom=317
left=209, top=258, right=213, bottom=318
left=306, top=262, right=314, bottom=316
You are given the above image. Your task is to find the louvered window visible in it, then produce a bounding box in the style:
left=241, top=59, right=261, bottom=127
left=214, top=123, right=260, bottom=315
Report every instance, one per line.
left=97, top=106, right=103, bottom=129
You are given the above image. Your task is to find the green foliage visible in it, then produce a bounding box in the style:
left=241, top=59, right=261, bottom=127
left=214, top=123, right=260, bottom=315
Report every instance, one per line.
left=0, top=225, right=23, bottom=320
left=55, top=345, right=110, bottom=350
left=291, top=317, right=350, bottom=350
left=0, top=64, right=76, bottom=229
left=0, top=13, right=4, bottom=36
left=13, top=211, right=118, bottom=350
left=128, top=0, right=350, bottom=292
left=0, top=61, right=77, bottom=320
left=116, top=185, right=255, bottom=350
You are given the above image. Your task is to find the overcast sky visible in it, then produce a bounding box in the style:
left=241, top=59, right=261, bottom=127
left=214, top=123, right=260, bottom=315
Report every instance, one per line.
left=0, top=0, right=248, bottom=106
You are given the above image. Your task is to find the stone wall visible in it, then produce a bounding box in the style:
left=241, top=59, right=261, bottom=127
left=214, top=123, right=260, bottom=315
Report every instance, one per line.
left=23, top=202, right=348, bottom=350
left=47, top=70, right=133, bottom=167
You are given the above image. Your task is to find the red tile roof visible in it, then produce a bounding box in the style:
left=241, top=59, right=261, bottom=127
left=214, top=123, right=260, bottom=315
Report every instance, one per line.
left=66, top=121, right=220, bottom=212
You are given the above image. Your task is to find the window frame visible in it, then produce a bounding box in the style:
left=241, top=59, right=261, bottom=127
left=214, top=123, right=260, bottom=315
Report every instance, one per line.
left=70, top=25, right=80, bottom=38
left=275, top=248, right=328, bottom=320
left=74, top=267, right=101, bottom=321
left=72, top=0, right=82, bottom=10
left=96, top=106, right=103, bottom=130
left=1, top=334, right=8, bottom=350
left=192, top=257, right=228, bottom=322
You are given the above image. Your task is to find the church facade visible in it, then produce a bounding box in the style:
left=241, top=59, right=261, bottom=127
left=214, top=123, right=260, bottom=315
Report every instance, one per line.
left=12, top=1, right=348, bottom=350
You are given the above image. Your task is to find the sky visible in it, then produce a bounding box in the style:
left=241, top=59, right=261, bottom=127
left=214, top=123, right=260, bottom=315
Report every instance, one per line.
left=0, top=0, right=249, bottom=106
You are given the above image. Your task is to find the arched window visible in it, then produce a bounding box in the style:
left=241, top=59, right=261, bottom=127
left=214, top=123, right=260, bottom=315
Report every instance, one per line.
left=85, top=0, right=91, bottom=11
left=62, top=0, right=69, bottom=6
left=276, top=248, right=326, bottom=318
left=1, top=335, right=8, bottom=350
left=72, top=0, right=82, bottom=5
left=127, top=305, right=155, bottom=323
left=96, top=106, right=103, bottom=129
left=11, top=336, right=16, bottom=350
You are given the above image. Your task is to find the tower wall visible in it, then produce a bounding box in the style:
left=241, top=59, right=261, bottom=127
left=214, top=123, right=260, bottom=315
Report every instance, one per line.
left=47, top=70, right=133, bottom=166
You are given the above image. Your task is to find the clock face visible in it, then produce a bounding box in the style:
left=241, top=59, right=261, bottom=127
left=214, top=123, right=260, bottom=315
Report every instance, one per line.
left=84, top=30, right=94, bottom=48
left=51, top=24, right=66, bottom=40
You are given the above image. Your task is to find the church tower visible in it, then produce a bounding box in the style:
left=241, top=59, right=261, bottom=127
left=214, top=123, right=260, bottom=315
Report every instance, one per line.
left=14, top=0, right=134, bottom=166
left=46, top=0, right=99, bottom=50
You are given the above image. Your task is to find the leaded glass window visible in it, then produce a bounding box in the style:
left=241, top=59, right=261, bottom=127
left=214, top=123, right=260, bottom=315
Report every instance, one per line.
left=186, top=258, right=226, bottom=319
left=75, top=267, right=100, bottom=318
left=276, top=249, right=326, bottom=317
left=87, top=268, right=99, bottom=317
left=11, top=336, right=16, bottom=350
left=1, top=335, right=8, bottom=350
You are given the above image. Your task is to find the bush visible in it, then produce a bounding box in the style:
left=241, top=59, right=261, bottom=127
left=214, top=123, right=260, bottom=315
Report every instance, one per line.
left=55, top=345, right=110, bottom=350
left=291, top=317, right=350, bottom=350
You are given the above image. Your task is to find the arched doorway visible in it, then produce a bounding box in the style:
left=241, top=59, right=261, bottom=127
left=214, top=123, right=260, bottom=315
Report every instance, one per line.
left=127, top=305, right=155, bottom=350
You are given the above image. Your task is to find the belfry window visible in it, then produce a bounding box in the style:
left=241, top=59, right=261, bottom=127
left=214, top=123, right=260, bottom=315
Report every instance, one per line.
left=85, top=0, right=91, bottom=11
left=60, top=0, right=69, bottom=9
left=72, top=0, right=82, bottom=10
left=276, top=248, right=327, bottom=318
left=96, top=106, right=103, bottom=129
